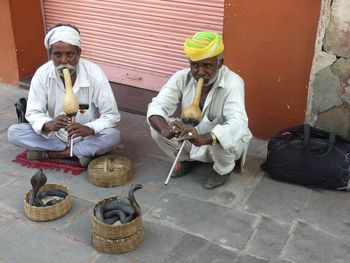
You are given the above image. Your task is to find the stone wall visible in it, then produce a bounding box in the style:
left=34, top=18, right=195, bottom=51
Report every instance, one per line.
left=306, top=0, right=350, bottom=138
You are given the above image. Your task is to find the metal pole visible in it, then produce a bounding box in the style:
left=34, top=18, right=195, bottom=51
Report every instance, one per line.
left=164, top=141, right=186, bottom=185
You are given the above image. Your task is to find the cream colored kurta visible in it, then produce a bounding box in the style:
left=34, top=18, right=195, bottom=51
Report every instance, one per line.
left=26, top=58, right=120, bottom=142
left=147, top=65, right=252, bottom=175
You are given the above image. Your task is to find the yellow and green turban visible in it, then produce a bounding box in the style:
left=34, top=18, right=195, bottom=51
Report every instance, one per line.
left=183, top=32, right=224, bottom=61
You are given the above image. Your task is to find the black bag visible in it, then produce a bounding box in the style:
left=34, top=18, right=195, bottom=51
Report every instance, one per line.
left=15, top=97, right=29, bottom=123
left=261, top=124, right=350, bottom=190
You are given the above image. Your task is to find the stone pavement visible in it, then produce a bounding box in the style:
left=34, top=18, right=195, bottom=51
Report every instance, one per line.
left=0, top=83, right=350, bottom=263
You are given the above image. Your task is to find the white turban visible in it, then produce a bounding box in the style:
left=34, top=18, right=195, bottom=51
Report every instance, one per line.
left=44, top=25, right=81, bottom=49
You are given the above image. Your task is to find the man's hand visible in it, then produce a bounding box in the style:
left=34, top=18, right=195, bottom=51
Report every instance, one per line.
left=42, top=114, right=70, bottom=133
left=161, top=123, right=179, bottom=140
left=169, top=120, right=206, bottom=146
left=172, top=121, right=211, bottom=146
left=66, top=122, right=95, bottom=138
left=177, top=124, right=202, bottom=146
left=148, top=115, right=211, bottom=145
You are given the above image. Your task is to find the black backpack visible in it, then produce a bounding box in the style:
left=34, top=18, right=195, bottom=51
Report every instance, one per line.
left=261, top=124, right=350, bottom=190
left=15, top=97, right=29, bottom=123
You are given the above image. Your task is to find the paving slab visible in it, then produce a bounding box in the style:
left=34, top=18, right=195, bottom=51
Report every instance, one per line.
left=246, top=215, right=291, bottom=260
left=0, top=178, right=33, bottom=217
left=234, top=254, right=268, bottom=263
left=284, top=221, right=350, bottom=263
left=0, top=220, right=95, bottom=263
left=0, top=172, right=16, bottom=190
left=60, top=201, right=96, bottom=244
left=273, top=259, right=295, bottom=263
left=185, top=243, right=239, bottom=263
left=145, top=192, right=257, bottom=249
left=248, top=137, right=268, bottom=160
left=210, top=157, right=264, bottom=208
left=161, top=234, right=209, bottom=263
left=0, top=132, right=33, bottom=177
left=246, top=175, right=311, bottom=222
left=0, top=213, right=11, bottom=229
left=299, top=189, right=350, bottom=236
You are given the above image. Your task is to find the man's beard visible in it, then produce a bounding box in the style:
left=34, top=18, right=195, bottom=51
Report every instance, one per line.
left=56, top=64, right=77, bottom=77
left=204, top=71, right=219, bottom=86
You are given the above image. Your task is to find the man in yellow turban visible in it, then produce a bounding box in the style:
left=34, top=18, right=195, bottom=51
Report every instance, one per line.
left=147, top=31, right=252, bottom=189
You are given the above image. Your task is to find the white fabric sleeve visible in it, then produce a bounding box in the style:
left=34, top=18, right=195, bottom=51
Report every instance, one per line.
left=147, top=70, right=186, bottom=124
left=211, top=76, right=251, bottom=150
left=25, top=69, right=55, bottom=138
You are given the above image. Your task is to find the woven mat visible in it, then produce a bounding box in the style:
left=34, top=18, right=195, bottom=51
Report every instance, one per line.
left=12, top=149, right=86, bottom=175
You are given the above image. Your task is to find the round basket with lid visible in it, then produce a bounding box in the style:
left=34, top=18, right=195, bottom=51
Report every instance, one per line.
left=88, top=154, right=133, bottom=187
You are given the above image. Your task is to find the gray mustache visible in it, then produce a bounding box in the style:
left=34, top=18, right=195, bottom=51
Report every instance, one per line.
left=56, top=64, right=75, bottom=71
left=56, top=64, right=77, bottom=76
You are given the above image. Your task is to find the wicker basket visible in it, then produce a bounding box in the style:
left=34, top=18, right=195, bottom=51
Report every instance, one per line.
left=24, top=183, right=72, bottom=222
left=92, top=227, right=144, bottom=254
left=91, top=196, right=144, bottom=253
left=87, top=154, right=133, bottom=187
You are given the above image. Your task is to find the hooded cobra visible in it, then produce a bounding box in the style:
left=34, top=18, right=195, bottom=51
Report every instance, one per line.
left=95, top=183, right=143, bottom=224
left=28, top=169, right=68, bottom=207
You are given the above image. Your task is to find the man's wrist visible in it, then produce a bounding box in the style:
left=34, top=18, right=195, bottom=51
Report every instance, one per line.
left=42, top=121, right=51, bottom=133
left=161, top=128, right=167, bottom=137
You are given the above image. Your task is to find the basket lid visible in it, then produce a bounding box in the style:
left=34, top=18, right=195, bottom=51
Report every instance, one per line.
left=88, top=154, right=132, bottom=176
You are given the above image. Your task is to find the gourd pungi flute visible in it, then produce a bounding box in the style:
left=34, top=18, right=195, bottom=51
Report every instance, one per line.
left=62, top=68, right=79, bottom=157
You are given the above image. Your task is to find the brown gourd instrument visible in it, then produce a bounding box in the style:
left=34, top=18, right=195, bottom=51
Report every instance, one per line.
left=62, top=68, right=79, bottom=157
left=165, top=77, right=204, bottom=185
left=181, top=77, right=204, bottom=126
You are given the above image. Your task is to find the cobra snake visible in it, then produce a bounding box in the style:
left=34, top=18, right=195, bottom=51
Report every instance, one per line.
left=28, top=169, right=68, bottom=207
left=95, top=183, right=143, bottom=224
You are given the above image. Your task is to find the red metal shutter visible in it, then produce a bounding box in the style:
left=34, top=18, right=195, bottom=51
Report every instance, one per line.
left=43, top=0, right=224, bottom=91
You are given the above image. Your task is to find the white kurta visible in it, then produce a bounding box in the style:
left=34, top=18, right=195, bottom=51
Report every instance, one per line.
left=26, top=58, right=120, bottom=142
left=147, top=65, right=252, bottom=174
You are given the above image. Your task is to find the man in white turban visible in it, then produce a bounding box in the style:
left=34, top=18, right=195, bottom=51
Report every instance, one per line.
left=147, top=32, right=252, bottom=189
left=7, top=23, right=121, bottom=167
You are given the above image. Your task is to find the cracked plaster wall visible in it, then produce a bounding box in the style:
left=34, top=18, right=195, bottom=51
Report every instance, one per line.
left=306, top=0, right=350, bottom=138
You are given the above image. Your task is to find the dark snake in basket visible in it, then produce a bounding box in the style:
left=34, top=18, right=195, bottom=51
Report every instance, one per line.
left=28, top=169, right=68, bottom=207
left=95, top=183, right=143, bottom=224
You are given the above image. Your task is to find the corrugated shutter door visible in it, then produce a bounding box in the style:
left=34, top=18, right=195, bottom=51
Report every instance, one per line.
left=43, top=0, right=224, bottom=91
